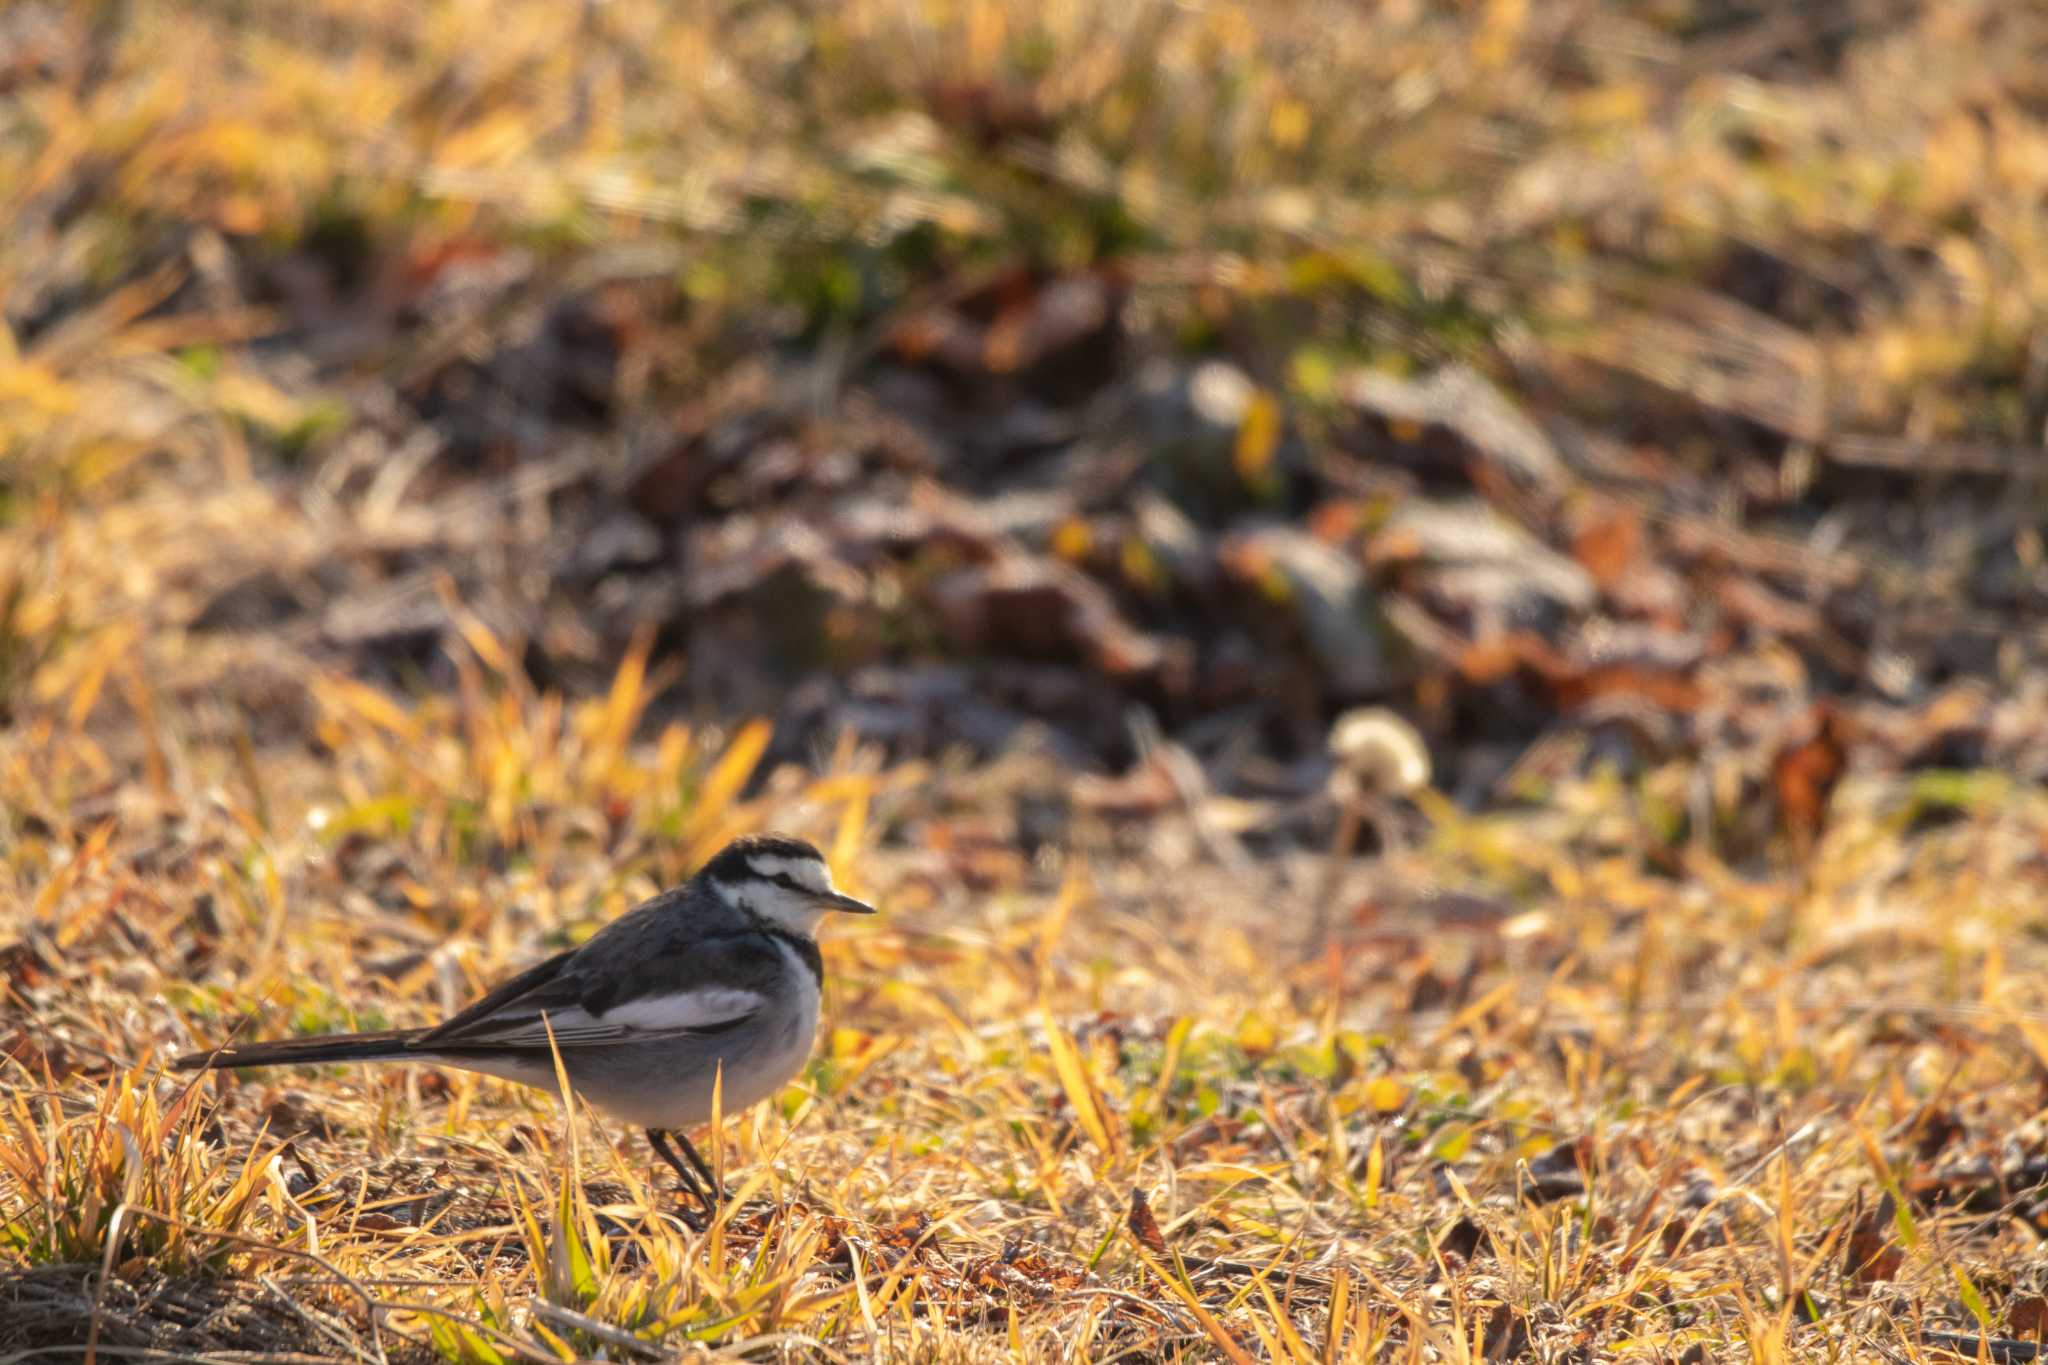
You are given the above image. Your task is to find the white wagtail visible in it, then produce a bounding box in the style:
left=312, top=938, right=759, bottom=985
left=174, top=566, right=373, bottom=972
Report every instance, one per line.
left=173, top=834, right=874, bottom=1212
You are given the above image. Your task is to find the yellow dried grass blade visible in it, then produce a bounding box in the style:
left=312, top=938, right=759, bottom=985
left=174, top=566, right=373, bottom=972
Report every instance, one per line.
left=828, top=782, right=869, bottom=894
left=530, top=1318, right=578, bottom=1362
left=539, top=1013, right=601, bottom=1306
left=690, top=718, right=773, bottom=837
left=1146, top=1016, right=1191, bottom=1118
left=1252, top=1271, right=1318, bottom=1364
left=1034, top=868, right=1084, bottom=990
left=1042, top=1010, right=1117, bottom=1159
left=56, top=623, right=134, bottom=728
left=37, top=820, right=114, bottom=926
left=509, top=1178, right=549, bottom=1272
left=708, top=1060, right=727, bottom=1256
left=594, top=622, right=656, bottom=771
left=1233, top=389, right=1283, bottom=482
left=316, top=676, right=418, bottom=741
left=1324, top=1266, right=1349, bottom=1365
left=441, top=588, right=521, bottom=685
left=1133, top=1244, right=1258, bottom=1365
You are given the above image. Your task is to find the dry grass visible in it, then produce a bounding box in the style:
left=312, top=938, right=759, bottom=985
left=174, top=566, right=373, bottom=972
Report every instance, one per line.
left=6, top=626, right=2048, bottom=1360
left=6, top=0, right=2048, bottom=1360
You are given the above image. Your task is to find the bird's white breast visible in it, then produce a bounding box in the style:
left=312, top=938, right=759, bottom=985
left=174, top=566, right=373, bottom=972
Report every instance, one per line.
left=756, top=935, right=822, bottom=1089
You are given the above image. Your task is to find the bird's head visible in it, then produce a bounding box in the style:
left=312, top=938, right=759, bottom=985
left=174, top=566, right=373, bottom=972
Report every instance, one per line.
left=700, top=834, right=875, bottom=937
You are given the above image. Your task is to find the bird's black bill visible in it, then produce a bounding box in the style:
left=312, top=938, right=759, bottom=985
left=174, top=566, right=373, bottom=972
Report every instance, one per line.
left=817, top=890, right=876, bottom=914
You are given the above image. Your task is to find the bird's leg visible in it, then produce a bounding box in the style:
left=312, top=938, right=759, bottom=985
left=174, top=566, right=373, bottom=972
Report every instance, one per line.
left=647, top=1128, right=714, bottom=1220
left=673, top=1131, right=731, bottom=1205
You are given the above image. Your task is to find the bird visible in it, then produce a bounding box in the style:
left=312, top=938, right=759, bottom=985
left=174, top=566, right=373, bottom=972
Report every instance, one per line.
left=173, top=833, right=874, bottom=1213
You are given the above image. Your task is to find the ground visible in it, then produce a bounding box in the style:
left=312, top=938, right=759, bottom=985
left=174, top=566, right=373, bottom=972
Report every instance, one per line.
left=5, top=1, right=2048, bottom=1361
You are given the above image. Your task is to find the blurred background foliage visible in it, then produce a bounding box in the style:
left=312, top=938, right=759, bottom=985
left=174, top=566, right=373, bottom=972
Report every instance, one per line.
left=0, top=0, right=2044, bottom=866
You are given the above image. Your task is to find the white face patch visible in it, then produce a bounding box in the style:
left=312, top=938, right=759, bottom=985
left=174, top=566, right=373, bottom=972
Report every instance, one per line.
left=714, top=853, right=836, bottom=936
left=744, top=854, right=833, bottom=893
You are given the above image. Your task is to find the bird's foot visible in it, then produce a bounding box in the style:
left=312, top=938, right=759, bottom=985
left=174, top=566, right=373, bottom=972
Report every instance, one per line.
left=647, top=1127, right=729, bottom=1229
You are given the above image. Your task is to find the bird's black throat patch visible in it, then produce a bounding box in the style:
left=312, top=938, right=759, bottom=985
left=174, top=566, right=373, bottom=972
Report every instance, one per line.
left=757, top=922, right=823, bottom=989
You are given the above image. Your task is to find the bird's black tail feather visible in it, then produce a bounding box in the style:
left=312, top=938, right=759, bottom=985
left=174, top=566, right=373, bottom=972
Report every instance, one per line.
left=172, top=1029, right=427, bottom=1071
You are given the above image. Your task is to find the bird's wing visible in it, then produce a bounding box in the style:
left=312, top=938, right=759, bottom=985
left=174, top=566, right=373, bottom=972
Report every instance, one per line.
left=416, top=986, right=768, bottom=1050
left=410, top=948, right=584, bottom=1049
left=413, top=929, right=779, bottom=1052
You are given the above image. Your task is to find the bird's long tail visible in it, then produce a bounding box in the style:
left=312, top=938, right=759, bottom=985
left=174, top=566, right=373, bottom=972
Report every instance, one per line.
left=172, top=1029, right=428, bottom=1071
